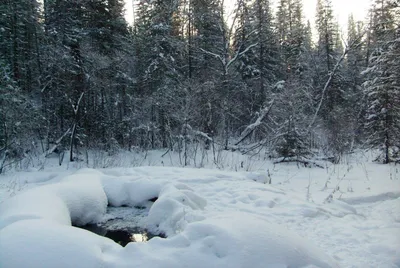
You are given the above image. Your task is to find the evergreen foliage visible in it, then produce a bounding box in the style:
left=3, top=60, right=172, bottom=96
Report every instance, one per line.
left=363, top=0, right=400, bottom=163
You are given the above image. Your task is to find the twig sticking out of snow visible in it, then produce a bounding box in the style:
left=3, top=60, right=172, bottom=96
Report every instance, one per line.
left=324, top=165, right=353, bottom=203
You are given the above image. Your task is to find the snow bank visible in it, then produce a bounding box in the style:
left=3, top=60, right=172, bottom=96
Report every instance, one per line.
left=339, top=191, right=400, bottom=205
left=176, top=213, right=339, bottom=268
left=57, top=171, right=107, bottom=226
left=0, top=215, right=339, bottom=268
left=112, top=212, right=339, bottom=268
left=0, top=167, right=341, bottom=268
left=0, top=169, right=107, bottom=230
left=0, top=219, right=121, bottom=268
left=102, top=177, right=164, bottom=207
left=0, top=189, right=71, bottom=230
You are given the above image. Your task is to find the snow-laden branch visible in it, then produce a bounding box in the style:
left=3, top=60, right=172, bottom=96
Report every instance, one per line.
left=200, top=41, right=258, bottom=76
left=42, top=128, right=71, bottom=157
left=182, top=122, right=213, bottom=141
left=199, top=24, right=258, bottom=76
left=66, top=92, right=85, bottom=115
left=234, top=99, right=275, bottom=146
left=193, top=130, right=213, bottom=141
left=72, top=92, right=85, bottom=115
left=199, top=48, right=223, bottom=63
left=226, top=42, right=258, bottom=71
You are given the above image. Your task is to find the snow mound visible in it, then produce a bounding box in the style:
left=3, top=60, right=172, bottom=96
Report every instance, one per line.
left=0, top=189, right=71, bottom=230
left=58, top=172, right=107, bottom=225
left=147, top=183, right=207, bottom=236
left=113, top=213, right=339, bottom=268
left=177, top=213, right=339, bottom=268
left=245, top=172, right=272, bottom=184
left=0, top=219, right=121, bottom=268
left=102, top=176, right=164, bottom=207
left=0, top=169, right=107, bottom=230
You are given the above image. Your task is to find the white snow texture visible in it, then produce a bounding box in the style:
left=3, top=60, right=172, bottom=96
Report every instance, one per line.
left=0, top=168, right=340, bottom=268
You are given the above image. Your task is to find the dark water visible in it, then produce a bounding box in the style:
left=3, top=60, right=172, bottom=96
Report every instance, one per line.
left=80, top=224, right=162, bottom=247
left=76, top=205, right=165, bottom=247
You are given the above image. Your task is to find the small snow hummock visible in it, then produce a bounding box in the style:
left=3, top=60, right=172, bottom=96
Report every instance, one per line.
left=146, top=183, right=207, bottom=236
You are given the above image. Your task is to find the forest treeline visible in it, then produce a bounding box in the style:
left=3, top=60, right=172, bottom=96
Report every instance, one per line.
left=0, top=0, right=399, bottom=169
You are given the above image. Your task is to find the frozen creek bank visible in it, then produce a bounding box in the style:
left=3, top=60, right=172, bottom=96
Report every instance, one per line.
left=1, top=166, right=395, bottom=267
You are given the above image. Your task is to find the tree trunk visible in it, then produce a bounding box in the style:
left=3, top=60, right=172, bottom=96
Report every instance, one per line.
left=69, top=123, right=77, bottom=162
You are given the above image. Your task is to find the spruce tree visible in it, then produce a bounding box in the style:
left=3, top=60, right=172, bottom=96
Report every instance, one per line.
left=0, top=0, right=42, bottom=92
left=274, top=0, right=312, bottom=158
left=0, top=0, right=43, bottom=161
left=363, top=0, right=400, bottom=163
left=314, top=0, right=351, bottom=158
left=277, top=0, right=305, bottom=77
left=344, top=14, right=366, bottom=147
left=134, top=0, right=186, bottom=149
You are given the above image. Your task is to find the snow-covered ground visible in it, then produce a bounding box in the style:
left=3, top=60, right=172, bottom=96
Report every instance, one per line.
left=0, top=150, right=399, bottom=267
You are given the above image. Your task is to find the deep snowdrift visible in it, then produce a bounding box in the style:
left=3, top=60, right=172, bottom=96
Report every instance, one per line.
left=0, top=168, right=341, bottom=268
left=0, top=170, right=107, bottom=229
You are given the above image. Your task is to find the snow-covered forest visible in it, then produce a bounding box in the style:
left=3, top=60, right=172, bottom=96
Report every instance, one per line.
left=0, top=0, right=400, bottom=268
left=0, top=0, right=399, bottom=169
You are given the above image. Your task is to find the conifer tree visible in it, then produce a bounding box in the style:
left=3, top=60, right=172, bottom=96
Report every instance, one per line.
left=314, top=0, right=352, bottom=158
left=277, top=0, right=305, bottom=77
left=0, top=0, right=42, bottom=160
left=363, top=0, right=400, bottom=163
left=274, top=0, right=314, bottom=158
left=344, top=14, right=366, bottom=146
left=134, top=0, right=186, bottom=148
left=243, top=0, right=280, bottom=111
left=0, top=0, right=42, bottom=92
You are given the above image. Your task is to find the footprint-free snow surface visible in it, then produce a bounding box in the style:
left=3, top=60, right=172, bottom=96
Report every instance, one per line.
left=0, top=162, right=399, bottom=268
